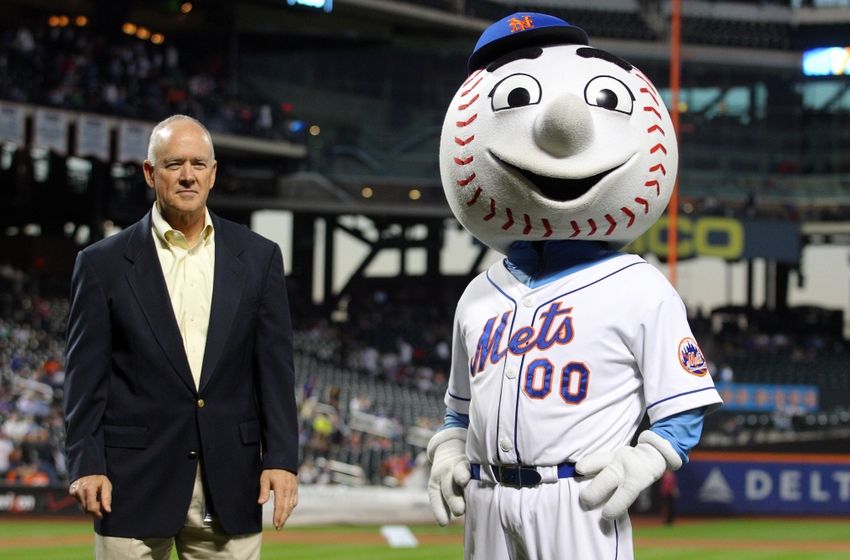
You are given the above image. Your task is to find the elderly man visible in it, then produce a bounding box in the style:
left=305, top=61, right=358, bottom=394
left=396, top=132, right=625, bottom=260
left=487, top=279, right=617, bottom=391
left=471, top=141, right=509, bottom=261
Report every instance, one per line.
left=64, top=115, right=299, bottom=559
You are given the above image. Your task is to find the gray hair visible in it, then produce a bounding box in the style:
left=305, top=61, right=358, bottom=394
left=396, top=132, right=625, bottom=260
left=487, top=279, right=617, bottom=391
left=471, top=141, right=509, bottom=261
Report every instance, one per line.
left=147, top=114, right=216, bottom=164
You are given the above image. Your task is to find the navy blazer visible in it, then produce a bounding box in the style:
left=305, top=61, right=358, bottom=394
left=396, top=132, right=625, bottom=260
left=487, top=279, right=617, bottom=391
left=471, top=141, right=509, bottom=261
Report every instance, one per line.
left=63, top=210, right=298, bottom=537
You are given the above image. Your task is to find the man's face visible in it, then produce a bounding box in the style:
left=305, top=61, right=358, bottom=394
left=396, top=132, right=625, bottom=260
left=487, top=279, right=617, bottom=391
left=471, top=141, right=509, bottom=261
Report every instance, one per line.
left=143, top=121, right=217, bottom=218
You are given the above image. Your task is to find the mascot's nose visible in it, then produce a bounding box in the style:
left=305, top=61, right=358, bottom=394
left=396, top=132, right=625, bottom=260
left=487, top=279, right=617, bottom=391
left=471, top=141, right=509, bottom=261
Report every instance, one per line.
left=533, top=94, right=594, bottom=157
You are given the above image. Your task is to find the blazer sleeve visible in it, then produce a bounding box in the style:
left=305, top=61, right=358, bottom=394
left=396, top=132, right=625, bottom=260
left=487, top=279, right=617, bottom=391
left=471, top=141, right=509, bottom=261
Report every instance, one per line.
left=255, top=244, right=299, bottom=473
left=63, top=250, right=112, bottom=481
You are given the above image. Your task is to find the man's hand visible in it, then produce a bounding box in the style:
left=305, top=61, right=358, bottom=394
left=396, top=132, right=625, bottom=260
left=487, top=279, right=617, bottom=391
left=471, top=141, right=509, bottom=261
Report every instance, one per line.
left=258, top=469, right=298, bottom=530
left=69, top=474, right=112, bottom=519
left=426, top=427, right=470, bottom=526
left=576, top=430, right=682, bottom=520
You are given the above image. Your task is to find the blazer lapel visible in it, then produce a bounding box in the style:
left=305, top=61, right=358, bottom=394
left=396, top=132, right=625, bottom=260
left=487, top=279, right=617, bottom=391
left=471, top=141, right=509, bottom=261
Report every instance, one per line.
left=124, top=212, right=197, bottom=393
left=199, top=217, right=246, bottom=392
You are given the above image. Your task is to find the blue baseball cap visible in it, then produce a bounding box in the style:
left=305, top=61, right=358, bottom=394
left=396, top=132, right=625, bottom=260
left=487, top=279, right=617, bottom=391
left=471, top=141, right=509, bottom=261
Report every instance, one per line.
left=468, top=12, right=589, bottom=74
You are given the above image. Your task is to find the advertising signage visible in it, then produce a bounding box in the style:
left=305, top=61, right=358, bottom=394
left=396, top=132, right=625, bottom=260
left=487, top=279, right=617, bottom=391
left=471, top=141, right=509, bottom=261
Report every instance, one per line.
left=679, top=452, right=850, bottom=516
left=629, top=217, right=801, bottom=263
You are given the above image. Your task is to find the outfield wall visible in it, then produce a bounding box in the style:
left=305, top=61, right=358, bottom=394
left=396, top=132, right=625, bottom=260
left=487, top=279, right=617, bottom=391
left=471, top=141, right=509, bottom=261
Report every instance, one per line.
left=267, top=485, right=435, bottom=527
left=679, top=451, right=850, bottom=516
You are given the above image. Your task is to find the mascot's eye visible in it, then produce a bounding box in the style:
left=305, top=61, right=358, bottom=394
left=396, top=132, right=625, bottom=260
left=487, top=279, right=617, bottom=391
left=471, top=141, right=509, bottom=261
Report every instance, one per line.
left=490, top=74, right=542, bottom=111
left=584, top=76, right=634, bottom=114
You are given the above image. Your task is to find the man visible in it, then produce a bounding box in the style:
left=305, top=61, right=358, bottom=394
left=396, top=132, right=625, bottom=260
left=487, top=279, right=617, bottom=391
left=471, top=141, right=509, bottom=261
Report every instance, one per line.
left=64, top=115, right=299, bottom=559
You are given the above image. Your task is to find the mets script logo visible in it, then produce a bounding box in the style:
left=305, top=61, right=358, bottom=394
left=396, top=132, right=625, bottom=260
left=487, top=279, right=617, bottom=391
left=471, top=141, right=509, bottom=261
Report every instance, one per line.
left=470, top=302, right=573, bottom=375
left=509, top=16, right=534, bottom=33
left=678, top=337, right=708, bottom=376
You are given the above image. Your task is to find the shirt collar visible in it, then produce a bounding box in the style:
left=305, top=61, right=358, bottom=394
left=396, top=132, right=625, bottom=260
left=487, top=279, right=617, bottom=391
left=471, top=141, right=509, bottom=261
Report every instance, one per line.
left=504, top=240, right=619, bottom=288
left=151, top=202, right=214, bottom=250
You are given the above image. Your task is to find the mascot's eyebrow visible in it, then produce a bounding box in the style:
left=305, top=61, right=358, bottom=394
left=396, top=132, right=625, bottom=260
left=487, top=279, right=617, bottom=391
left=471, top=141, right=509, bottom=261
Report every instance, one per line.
left=486, top=47, right=543, bottom=72
left=576, top=47, right=633, bottom=71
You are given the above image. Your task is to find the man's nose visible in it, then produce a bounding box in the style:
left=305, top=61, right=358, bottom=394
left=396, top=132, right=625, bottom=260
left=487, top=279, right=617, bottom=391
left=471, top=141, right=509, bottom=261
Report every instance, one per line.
left=533, top=93, right=594, bottom=157
left=178, top=163, right=196, bottom=185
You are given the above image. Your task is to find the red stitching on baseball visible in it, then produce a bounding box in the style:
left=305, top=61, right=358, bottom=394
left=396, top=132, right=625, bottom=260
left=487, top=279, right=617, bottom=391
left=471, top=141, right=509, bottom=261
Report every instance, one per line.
left=621, top=207, right=636, bottom=227
left=643, top=106, right=662, bottom=119
left=635, top=197, right=649, bottom=213
left=454, top=155, right=474, bottom=166
left=640, top=87, right=659, bottom=106
left=457, top=173, right=476, bottom=187
left=645, top=179, right=660, bottom=195
left=542, top=219, right=553, bottom=238
left=456, top=114, right=478, bottom=128
left=587, top=219, right=598, bottom=236
left=458, top=93, right=480, bottom=111
left=604, top=214, right=617, bottom=235
left=649, top=163, right=666, bottom=175
left=466, top=187, right=483, bottom=206
left=650, top=144, right=667, bottom=155
left=523, top=214, right=532, bottom=234
left=461, top=77, right=483, bottom=97
left=483, top=198, right=497, bottom=220
left=455, top=135, right=475, bottom=146
left=461, top=69, right=483, bottom=88
left=646, top=125, right=665, bottom=135
left=635, top=72, right=658, bottom=96
left=502, top=208, right=515, bottom=230
left=569, top=220, right=581, bottom=238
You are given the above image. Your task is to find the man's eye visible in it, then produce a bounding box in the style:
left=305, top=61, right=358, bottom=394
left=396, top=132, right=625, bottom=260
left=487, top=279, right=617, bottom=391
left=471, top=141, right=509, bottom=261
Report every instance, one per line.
left=490, top=74, right=542, bottom=111
left=584, top=76, right=634, bottom=114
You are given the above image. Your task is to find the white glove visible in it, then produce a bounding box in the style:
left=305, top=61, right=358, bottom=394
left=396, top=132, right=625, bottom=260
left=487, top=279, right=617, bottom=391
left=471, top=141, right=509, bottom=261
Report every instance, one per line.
left=426, top=427, right=470, bottom=526
left=576, top=430, right=682, bottom=520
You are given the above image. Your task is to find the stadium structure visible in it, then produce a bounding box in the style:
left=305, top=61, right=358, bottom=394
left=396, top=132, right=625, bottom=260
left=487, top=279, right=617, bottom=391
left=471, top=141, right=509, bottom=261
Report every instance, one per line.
left=1, top=0, right=850, bottom=521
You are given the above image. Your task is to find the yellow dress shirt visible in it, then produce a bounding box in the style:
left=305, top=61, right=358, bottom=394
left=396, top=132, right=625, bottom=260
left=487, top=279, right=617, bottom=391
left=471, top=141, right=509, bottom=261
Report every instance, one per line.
left=151, top=203, right=215, bottom=390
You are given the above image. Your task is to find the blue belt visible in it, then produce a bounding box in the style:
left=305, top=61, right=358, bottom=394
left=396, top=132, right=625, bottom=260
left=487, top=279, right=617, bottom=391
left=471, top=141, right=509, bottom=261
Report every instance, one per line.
left=471, top=463, right=576, bottom=487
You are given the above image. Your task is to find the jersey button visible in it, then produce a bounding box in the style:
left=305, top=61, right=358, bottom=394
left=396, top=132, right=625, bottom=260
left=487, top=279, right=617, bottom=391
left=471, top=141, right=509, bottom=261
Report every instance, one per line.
left=505, top=366, right=517, bottom=380
left=499, top=437, right=513, bottom=452
left=522, top=297, right=534, bottom=308
left=197, top=399, right=205, bottom=408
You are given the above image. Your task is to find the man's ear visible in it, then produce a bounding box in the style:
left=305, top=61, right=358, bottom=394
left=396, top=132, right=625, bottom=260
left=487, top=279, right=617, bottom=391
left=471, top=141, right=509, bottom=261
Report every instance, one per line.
left=142, top=160, right=156, bottom=189
left=209, top=160, right=217, bottom=190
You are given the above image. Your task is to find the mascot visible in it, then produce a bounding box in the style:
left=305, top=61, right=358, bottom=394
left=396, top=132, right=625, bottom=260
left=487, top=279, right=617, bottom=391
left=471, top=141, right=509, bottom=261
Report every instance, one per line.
left=427, top=12, right=722, bottom=559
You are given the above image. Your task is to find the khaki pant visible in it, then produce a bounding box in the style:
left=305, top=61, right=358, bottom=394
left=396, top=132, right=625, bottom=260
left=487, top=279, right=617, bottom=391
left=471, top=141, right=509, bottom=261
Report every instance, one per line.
left=95, top=468, right=261, bottom=560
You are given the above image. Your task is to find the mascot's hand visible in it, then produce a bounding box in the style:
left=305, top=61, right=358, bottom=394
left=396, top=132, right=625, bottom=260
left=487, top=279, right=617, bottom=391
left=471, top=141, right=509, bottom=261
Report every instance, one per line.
left=426, top=427, right=470, bottom=526
left=576, top=430, right=682, bottom=520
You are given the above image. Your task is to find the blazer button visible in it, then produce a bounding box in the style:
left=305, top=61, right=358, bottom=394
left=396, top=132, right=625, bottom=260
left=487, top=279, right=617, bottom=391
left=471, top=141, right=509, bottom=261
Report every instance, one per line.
left=188, top=450, right=198, bottom=459
left=197, top=399, right=205, bottom=408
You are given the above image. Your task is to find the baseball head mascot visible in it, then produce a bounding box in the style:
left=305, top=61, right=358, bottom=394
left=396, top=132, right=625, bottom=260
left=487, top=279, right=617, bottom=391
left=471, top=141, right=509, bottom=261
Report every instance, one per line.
left=427, top=13, right=722, bottom=559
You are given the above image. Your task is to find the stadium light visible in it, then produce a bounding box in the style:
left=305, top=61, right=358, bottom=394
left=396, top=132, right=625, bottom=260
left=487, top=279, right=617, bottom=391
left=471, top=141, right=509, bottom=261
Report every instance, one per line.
left=802, top=47, right=850, bottom=76
left=286, top=0, right=333, bottom=13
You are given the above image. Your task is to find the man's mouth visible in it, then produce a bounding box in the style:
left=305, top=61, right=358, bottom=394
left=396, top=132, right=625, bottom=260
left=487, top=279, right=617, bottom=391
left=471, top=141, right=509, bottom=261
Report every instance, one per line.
left=492, top=154, right=623, bottom=202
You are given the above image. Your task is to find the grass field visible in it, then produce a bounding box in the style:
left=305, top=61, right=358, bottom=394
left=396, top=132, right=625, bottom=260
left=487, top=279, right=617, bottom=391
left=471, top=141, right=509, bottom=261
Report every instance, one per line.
left=0, top=517, right=848, bottom=559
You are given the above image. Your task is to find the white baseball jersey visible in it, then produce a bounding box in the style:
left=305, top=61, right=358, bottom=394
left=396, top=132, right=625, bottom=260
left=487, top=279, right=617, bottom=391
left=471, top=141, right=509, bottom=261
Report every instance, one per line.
left=445, top=252, right=722, bottom=467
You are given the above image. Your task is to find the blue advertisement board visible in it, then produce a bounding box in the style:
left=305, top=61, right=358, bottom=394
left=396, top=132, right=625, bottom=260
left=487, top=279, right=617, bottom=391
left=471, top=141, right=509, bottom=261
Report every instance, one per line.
left=678, top=452, right=850, bottom=516
left=715, top=382, right=819, bottom=413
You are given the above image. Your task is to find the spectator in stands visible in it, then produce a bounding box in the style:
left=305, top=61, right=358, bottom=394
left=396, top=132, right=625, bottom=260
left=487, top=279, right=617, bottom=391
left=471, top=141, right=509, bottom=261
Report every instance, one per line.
left=63, top=115, right=298, bottom=559
left=0, top=20, right=303, bottom=143
left=659, top=469, right=679, bottom=526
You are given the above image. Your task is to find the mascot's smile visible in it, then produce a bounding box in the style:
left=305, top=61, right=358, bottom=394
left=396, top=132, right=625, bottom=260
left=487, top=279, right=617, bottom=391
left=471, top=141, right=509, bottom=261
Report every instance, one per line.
left=491, top=152, right=628, bottom=202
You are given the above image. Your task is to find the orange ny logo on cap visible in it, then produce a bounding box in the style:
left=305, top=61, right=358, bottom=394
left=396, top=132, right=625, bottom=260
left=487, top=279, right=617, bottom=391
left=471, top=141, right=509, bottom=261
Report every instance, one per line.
left=508, top=15, right=534, bottom=33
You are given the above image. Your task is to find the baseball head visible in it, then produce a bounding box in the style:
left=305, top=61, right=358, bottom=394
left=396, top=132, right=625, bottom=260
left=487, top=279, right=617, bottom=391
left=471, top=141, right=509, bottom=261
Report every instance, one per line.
left=440, top=12, right=678, bottom=254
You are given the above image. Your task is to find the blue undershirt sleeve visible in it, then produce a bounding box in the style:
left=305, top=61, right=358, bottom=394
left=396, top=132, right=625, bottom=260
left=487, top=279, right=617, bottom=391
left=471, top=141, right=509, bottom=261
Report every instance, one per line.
left=441, top=407, right=470, bottom=430
left=650, top=407, right=707, bottom=464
